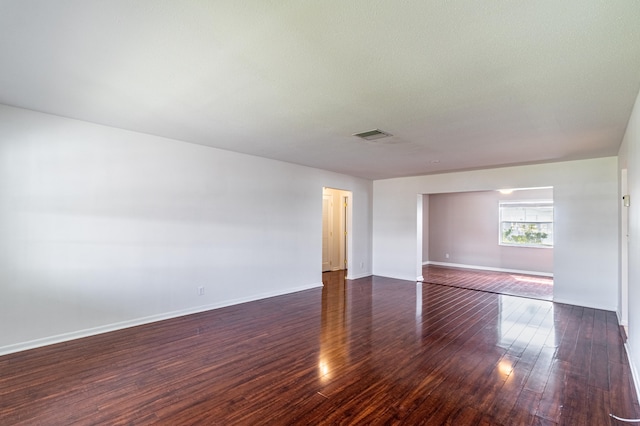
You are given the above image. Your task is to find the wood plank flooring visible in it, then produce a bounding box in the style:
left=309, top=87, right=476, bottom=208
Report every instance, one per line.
left=423, top=265, right=554, bottom=301
left=1, top=271, right=637, bottom=425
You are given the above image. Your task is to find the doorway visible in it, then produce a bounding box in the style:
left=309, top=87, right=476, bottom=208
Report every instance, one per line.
left=621, top=168, right=629, bottom=332
left=322, top=187, right=352, bottom=273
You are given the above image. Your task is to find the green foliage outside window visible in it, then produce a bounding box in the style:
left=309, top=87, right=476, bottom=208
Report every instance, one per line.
left=502, top=223, right=549, bottom=245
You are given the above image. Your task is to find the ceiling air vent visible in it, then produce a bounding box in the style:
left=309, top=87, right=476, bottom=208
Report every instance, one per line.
left=353, top=129, right=393, bottom=141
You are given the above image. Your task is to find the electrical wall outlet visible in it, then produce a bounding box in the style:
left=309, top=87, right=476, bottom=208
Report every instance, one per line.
left=198, top=286, right=205, bottom=296
left=445, top=253, right=450, bottom=259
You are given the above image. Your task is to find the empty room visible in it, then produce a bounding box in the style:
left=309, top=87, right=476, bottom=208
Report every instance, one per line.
left=422, top=188, right=555, bottom=300
left=2, top=1, right=640, bottom=425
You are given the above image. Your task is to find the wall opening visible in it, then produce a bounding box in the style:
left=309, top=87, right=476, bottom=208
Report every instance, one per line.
left=420, top=187, right=554, bottom=300
left=322, top=187, right=352, bottom=273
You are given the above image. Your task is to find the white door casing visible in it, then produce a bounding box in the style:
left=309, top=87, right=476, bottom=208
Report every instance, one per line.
left=322, top=194, right=333, bottom=272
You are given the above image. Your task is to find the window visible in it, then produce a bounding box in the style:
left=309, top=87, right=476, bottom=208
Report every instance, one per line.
left=499, top=201, right=553, bottom=248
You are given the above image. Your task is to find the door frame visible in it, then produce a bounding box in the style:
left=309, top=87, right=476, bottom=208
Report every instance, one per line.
left=621, top=168, right=629, bottom=330
left=322, top=193, right=333, bottom=272
left=322, top=187, right=353, bottom=276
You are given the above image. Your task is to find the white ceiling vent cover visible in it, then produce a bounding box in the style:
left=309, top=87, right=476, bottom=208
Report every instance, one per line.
left=353, top=129, right=393, bottom=141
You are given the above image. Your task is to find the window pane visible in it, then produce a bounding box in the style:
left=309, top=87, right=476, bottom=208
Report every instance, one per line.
left=501, top=222, right=553, bottom=246
left=499, top=201, right=553, bottom=247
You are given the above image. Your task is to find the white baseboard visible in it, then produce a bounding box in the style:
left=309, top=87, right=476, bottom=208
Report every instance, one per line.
left=423, top=261, right=553, bottom=278
left=0, top=282, right=323, bottom=357
left=617, top=310, right=629, bottom=330
left=374, top=273, right=422, bottom=283
left=618, top=310, right=639, bottom=403
left=624, top=343, right=640, bottom=407
left=347, top=272, right=372, bottom=280
left=551, top=296, right=616, bottom=312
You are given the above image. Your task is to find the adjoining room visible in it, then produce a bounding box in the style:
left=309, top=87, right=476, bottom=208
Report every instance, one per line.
left=423, top=187, right=554, bottom=300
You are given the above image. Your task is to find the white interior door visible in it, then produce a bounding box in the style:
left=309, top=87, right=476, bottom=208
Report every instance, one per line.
left=341, top=195, right=348, bottom=270
left=322, top=194, right=333, bottom=272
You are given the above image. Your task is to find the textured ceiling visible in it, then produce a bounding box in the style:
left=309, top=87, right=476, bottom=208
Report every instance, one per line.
left=1, top=1, right=640, bottom=179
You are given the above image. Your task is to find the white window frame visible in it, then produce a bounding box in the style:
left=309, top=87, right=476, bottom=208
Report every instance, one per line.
left=499, top=200, right=553, bottom=248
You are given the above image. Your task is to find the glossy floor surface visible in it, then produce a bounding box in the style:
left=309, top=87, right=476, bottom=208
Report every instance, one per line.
left=423, top=265, right=554, bottom=301
left=1, top=272, right=638, bottom=425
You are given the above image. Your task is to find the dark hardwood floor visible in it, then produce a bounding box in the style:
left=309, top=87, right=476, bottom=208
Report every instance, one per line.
left=1, top=271, right=638, bottom=425
left=423, top=264, right=554, bottom=301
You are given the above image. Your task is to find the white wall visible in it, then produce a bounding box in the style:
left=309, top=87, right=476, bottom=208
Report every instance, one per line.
left=619, top=87, right=640, bottom=393
left=373, top=157, right=619, bottom=310
left=0, top=105, right=373, bottom=354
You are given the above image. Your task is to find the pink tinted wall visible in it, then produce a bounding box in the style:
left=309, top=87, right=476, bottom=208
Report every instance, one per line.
left=427, top=188, right=553, bottom=274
